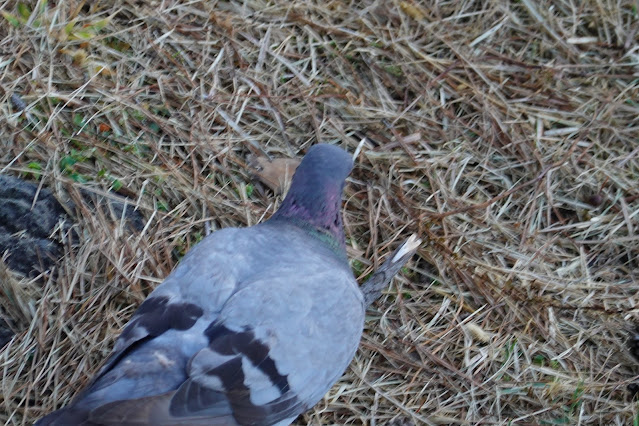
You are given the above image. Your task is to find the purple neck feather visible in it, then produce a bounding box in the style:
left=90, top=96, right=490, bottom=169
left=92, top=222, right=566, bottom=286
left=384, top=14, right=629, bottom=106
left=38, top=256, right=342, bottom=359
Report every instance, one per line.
left=269, top=144, right=352, bottom=251
left=272, top=183, right=346, bottom=248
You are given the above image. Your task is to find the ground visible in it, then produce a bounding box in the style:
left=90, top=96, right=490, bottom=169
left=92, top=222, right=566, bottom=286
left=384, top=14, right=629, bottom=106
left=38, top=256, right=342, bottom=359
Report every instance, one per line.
left=1, top=0, right=638, bottom=424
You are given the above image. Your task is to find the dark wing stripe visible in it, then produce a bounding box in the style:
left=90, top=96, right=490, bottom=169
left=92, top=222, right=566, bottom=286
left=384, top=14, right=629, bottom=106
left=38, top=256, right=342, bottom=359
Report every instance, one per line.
left=121, top=296, right=204, bottom=340
left=205, top=357, right=244, bottom=390
left=204, top=323, right=289, bottom=393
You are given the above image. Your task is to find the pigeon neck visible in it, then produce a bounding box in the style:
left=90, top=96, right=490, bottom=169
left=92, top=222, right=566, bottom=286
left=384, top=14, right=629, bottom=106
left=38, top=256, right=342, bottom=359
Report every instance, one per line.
left=271, top=188, right=347, bottom=256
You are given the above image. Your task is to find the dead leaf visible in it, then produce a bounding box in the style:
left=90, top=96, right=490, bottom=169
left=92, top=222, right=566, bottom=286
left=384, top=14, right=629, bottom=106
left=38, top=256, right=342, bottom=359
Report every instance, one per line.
left=248, top=155, right=300, bottom=195
left=399, top=1, right=428, bottom=21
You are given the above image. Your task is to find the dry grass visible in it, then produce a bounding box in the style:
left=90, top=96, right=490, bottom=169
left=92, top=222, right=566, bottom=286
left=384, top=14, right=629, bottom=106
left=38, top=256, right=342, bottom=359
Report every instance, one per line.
left=1, top=0, right=638, bottom=424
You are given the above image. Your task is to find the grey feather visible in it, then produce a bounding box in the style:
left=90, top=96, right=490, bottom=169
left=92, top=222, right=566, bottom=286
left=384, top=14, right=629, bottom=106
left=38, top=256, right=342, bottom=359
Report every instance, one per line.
left=37, top=144, right=363, bottom=426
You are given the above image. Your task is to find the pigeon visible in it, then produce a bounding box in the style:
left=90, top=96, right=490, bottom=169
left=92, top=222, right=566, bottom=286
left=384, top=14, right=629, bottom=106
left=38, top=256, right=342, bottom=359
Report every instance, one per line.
left=37, top=144, right=364, bottom=425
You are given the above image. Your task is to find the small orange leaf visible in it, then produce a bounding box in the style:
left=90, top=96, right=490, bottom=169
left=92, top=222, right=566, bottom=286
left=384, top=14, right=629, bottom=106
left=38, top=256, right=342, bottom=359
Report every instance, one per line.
left=248, top=155, right=300, bottom=194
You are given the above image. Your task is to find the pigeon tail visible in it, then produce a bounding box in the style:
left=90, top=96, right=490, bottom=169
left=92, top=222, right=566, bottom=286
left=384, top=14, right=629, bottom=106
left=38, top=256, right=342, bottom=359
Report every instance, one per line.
left=270, top=144, right=352, bottom=251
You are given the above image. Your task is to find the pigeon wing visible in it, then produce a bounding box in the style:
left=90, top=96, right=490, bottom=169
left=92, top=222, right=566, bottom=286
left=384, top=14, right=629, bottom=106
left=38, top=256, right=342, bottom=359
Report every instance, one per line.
left=84, top=265, right=362, bottom=426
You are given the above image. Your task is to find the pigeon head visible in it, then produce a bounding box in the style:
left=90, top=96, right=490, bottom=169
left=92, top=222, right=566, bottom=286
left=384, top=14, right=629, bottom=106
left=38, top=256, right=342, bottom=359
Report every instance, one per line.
left=270, top=144, right=352, bottom=250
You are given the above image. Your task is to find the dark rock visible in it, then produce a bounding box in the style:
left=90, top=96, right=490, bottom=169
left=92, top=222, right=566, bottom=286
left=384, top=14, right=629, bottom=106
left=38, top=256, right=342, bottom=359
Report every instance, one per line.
left=0, top=175, right=70, bottom=276
left=0, top=316, right=13, bottom=348
left=0, top=175, right=146, bottom=277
